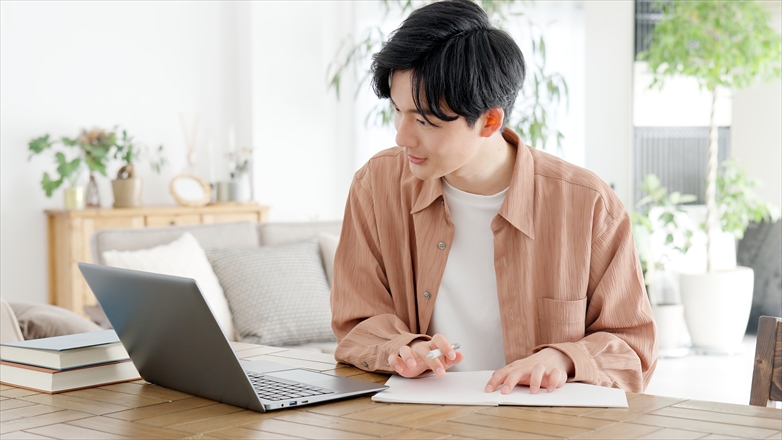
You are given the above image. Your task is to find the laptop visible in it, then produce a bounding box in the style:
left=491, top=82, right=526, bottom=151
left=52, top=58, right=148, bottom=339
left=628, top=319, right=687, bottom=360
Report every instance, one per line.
left=78, top=262, right=387, bottom=412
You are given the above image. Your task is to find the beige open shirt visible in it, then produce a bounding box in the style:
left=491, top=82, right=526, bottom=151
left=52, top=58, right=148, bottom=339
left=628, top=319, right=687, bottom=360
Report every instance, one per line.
left=331, top=129, right=658, bottom=393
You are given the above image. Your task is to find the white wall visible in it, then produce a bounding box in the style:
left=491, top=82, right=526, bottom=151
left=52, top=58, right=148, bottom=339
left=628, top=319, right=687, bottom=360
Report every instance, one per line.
left=0, top=1, right=353, bottom=304
left=583, top=1, right=635, bottom=207
left=0, top=1, right=241, bottom=304
left=730, top=8, right=782, bottom=208
left=249, top=1, right=354, bottom=221
left=633, top=63, right=733, bottom=127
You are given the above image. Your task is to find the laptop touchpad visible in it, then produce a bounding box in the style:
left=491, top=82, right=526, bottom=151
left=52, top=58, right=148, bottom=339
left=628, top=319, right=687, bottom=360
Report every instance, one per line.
left=241, top=359, right=298, bottom=374
left=266, top=369, right=381, bottom=393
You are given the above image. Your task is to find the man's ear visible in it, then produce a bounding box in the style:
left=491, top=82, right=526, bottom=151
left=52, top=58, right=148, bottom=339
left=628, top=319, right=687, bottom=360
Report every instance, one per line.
left=479, top=108, right=504, bottom=138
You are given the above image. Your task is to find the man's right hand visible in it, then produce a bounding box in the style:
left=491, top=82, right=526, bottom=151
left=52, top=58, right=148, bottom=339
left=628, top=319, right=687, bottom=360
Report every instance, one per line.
left=387, top=334, right=464, bottom=378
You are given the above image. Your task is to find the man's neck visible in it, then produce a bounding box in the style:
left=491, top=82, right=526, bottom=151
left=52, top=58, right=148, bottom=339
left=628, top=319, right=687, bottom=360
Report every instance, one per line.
left=443, top=132, right=516, bottom=196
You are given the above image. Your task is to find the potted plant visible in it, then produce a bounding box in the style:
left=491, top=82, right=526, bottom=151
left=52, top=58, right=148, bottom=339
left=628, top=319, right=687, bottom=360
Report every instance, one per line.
left=642, top=0, right=781, bottom=353
left=633, top=174, right=696, bottom=355
left=28, top=129, right=114, bottom=210
left=111, top=129, right=165, bottom=208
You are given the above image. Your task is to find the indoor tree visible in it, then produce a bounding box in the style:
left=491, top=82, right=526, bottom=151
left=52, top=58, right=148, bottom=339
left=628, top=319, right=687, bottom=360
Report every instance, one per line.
left=641, top=0, right=781, bottom=273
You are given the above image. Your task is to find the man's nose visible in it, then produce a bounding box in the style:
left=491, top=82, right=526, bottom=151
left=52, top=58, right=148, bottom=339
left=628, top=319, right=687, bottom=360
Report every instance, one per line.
left=395, top=117, right=417, bottom=149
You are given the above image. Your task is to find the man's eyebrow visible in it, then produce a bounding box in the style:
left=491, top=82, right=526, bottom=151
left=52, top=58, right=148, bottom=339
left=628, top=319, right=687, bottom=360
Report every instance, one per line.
left=390, top=98, right=435, bottom=116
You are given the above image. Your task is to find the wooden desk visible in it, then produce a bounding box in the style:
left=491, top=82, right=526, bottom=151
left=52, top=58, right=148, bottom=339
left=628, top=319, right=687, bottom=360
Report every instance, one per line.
left=2, top=344, right=781, bottom=439
left=45, top=204, right=269, bottom=315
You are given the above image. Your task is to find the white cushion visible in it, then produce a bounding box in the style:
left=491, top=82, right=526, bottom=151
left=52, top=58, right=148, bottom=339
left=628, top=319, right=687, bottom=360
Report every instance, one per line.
left=318, top=233, right=339, bottom=287
left=0, top=298, right=24, bottom=343
left=102, top=232, right=237, bottom=341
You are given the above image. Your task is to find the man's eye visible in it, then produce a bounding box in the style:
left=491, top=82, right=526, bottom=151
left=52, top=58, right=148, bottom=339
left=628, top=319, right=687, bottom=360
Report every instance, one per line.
left=393, top=107, right=401, bottom=113
left=416, top=119, right=428, bottom=126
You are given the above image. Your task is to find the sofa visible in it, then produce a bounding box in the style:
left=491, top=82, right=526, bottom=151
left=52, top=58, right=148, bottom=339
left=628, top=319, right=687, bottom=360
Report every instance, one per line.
left=1, top=221, right=343, bottom=354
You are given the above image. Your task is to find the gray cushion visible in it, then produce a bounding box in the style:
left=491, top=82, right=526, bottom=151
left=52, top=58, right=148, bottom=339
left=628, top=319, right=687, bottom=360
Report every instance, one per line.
left=206, top=239, right=335, bottom=346
left=257, top=221, right=342, bottom=247
left=9, top=302, right=103, bottom=340
left=92, top=222, right=258, bottom=265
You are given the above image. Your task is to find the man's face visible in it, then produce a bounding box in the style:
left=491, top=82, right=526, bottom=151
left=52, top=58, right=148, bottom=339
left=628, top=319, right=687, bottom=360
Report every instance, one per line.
left=391, top=70, right=486, bottom=182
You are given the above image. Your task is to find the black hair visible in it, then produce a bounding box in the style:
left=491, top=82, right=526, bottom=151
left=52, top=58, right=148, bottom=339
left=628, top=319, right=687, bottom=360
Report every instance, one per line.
left=371, top=0, right=526, bottom=128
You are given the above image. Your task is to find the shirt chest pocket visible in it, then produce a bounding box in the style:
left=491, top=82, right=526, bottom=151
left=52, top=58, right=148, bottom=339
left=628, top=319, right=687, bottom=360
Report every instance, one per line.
left=536, top=297, right=587, bottom=344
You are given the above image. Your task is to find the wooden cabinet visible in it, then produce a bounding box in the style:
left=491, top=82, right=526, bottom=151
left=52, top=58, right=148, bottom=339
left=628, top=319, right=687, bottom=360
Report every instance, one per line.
left=45, top=204, right=269, bottom=315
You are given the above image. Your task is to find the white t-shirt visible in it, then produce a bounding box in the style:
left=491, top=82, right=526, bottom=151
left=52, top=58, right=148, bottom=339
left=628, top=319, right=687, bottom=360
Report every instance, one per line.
left=428, top=178, right=507, bottom=372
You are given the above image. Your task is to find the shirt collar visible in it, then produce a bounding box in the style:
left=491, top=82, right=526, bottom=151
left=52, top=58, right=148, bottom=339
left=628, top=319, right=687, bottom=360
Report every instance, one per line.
left=498, top=129, right=535, bottom=239
left=410, top=128, right=535, bottom=239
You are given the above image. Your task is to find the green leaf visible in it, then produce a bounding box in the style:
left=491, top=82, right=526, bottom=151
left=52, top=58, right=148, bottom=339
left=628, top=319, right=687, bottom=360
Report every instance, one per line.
left=645, top=0, right=781, bottom=91
left=55, top=152, right=81, bottom=182
left=28, top=135, right=52, bottom=156
left=660, top=212, right=675, bottom=224
left=41, top=172, right=63, bottom=197
left=85, top=155, right=107, bottom=176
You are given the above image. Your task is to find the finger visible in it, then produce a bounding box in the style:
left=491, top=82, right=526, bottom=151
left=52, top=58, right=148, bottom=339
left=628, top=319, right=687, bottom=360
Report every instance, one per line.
left=423, top=356, right=446, bottom=377
left=398, top=345, right=417, bottom=369
left=442, top=351, right=464, bottom=369
left=528, top=363, right=546, bottom=394
left=546, top=368, right=563, bottom=393
left=391, top=350, right=426, bottom=378
left=557, top=367, right=568, bottom=388
left=501, top=368, right=527, bottom=394
left=411, top=336, right=448, bottom=377
left=387, top=354, right=403, bottom=374
left=431, top=334, right=457, bottom=360
left=486, top=368, right=509, bottom=393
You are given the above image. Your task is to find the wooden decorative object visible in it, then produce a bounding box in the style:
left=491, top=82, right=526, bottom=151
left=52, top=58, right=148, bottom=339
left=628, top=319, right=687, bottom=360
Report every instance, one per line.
left=169, top=174, right=211, bottom=207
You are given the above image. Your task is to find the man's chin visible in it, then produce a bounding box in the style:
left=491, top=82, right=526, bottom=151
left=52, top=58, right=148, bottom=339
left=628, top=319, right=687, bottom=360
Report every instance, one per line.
left=408, top=163, right=436, bottom=181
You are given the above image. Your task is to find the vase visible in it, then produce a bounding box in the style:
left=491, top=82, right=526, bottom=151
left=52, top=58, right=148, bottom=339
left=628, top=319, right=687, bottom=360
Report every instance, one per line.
left=63, top=187, right=85, bottom=210
left=85, top=172, right=101, bottom=208
left=112, top=178, right=143, bottom=208
left=679, top=267, right=754, bottom=354
left=230, top=173, right=251, bottom=203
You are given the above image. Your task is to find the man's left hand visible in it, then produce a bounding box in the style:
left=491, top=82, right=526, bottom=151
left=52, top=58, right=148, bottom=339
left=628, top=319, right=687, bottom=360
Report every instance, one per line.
left=485, top=348, right=574, bottom=394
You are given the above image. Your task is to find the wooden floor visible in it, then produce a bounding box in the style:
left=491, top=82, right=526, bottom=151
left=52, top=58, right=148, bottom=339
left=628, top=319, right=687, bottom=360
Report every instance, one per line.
left=1, top=342, right=781, bottom=439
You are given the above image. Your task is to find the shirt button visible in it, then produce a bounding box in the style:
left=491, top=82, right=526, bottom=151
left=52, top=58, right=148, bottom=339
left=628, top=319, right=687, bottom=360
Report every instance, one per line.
left=437, top=242, right=446, bottom=250
left=424, top=291, right=431, bottom=299
left=362, top=362, right=368, bottom=368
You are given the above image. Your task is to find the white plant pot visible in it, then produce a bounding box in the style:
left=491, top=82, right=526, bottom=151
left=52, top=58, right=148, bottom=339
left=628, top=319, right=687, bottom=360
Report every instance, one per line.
left=652, top=304, right=690, bottom=358
left=679, top=267, right=754, bottom=354
left=651, top=303, right=686, bottom=353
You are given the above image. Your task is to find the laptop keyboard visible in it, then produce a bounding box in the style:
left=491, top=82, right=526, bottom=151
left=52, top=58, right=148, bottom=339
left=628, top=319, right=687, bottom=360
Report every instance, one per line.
left=247, top=372, right=335, bottom=402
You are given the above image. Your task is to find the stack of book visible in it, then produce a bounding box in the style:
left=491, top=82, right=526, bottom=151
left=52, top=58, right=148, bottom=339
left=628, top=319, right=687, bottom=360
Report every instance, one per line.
left=0, top=330, right=140, bottom=393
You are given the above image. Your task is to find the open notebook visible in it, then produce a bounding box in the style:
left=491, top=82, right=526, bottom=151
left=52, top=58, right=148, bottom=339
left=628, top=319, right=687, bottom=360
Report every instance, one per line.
left=372, top=371, right=628, bottom=408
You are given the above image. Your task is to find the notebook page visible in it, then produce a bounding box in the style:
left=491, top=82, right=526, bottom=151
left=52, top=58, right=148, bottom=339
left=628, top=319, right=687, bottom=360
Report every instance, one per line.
left=499, top=382, right=628, bottom=408
left=372, top=371, right=499, bottom=405
left=372, top=371, right=628, bottom=408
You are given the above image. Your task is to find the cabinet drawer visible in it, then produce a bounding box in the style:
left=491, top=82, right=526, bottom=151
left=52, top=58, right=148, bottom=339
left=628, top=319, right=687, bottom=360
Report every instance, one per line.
left=203, top=213, right=259, bottom=224
left=94, top=216, right=144, bottom=229
left=146, top=214, right=202, bottom=227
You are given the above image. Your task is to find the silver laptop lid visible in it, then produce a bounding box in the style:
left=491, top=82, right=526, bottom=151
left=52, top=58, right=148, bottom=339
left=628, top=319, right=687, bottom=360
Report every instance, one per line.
left=78, top=262, right=264, bottom=412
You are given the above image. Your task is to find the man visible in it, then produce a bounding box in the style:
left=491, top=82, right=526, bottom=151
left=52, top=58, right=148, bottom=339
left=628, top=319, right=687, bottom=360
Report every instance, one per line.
left=331, top=0, right=657, bottom=394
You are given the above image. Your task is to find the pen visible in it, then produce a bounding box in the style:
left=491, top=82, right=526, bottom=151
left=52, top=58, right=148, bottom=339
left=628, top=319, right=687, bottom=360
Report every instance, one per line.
left=426, top=343, right=461, bottom=359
